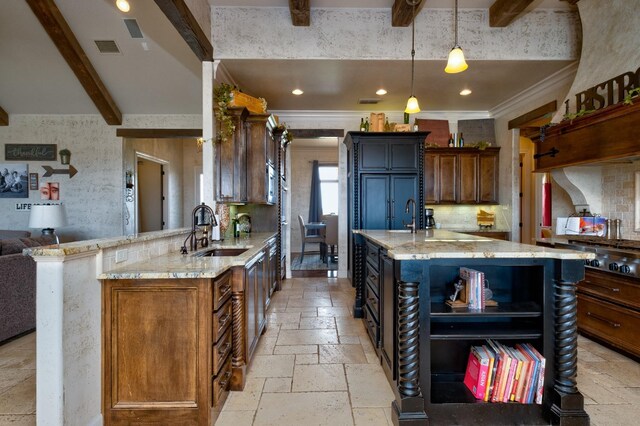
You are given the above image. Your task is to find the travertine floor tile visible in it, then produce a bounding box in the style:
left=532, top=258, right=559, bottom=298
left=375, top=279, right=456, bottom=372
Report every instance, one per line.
left=254, top=337, right=277, bottom=355
left=287, top=298, right=333, bottom=307
left=339, top=335, right=361, bottom=345
left=584, top=403, right=640, bottom=426
left=0, top=376, right=35, bottom=414
left=0, top=370, right=34, bottom=395
left=0, top=350, right=35, bottom=370
left=295, top=354, right=318, bottom=364
left=221, top=378, right=265, bottom=411
left=254, top=392, right=353, bottom=426
left=292, top=364, right=347, bottom=392
left=317, top=306, right=352, bottom=317
left=263, top=377, right=292, bottom=393
left=215, top=410, right=256, bottom=426
left=346, top=364, right=395, bottom=408
left=0, top=415, right=36, bottom=426
left=247, top=355, right=295, bottom=378
left=298, top=317, right=336, bottom=329
left=276, top=329, right=339, bottom=345
left=320, top=344, right=367, bottom=364
left=352, top=407, right=390, bottom=426
left=273, top=345, right=317, bottom=355
left=335, top=318, right=367, bottom=336
left=279, top=323, right=299, bottom=330
left=267, top=312, right=301, bottom=324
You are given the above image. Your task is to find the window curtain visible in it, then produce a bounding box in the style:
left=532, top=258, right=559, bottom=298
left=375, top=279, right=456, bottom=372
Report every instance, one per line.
left=308, top=160, right=323, bottom=235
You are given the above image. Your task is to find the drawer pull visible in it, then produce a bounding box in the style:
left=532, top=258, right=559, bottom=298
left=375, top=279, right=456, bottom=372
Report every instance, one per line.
left=218, top=342, right=232, bottom=358
left=218, top=313, right=231, bottom=329
left=219, top=370, right=232, bottom=390
left=587, top=311, right=621, bottom=328
left=583, top=280, right=620, bottom=292
left=368, top=273, right=376, bottom=280
left=218, top=284, right=231, bottom=300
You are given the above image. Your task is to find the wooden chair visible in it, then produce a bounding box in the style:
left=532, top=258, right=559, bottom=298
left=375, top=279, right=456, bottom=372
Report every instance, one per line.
left=297, top=215, right=325, bottom=262
left=322, top=214, right=338, bottom=264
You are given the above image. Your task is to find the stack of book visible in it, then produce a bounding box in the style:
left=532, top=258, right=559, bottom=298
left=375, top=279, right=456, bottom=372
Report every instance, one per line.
left=463, top=340, right=546, bottom=404
left=447, top=267, right=497, bottom=309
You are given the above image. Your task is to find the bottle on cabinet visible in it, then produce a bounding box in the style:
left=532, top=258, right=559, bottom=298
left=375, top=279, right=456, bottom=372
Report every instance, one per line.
left=459, top=133, right=464, bottom=147
left=364, top=118, right=370, bottom=132
left=384, top=117, right=391, bottom=131
left=360, top=118, right=365, bottom=131
left=448, top=133, right=455, bottom=147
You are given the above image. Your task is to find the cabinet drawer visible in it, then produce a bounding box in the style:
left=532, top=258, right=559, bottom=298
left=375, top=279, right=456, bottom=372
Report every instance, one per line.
left=366, top=241, right=379, bottom=269
left=213, top=300, right=232, bottom=342
left=577, top=293, right=640, bottom=357
left=365, top=281, right=380, bottom=322
left=212, top=355, right=232, bottom=407
left=363, top=304, right=380, bottom=349
left=578, top=269, right=640, bottom=310
left=213, top=271, right=232, bottom=311
left=212, top=327, right=233, bottom=376
left=365, top=262, right=379, bottom=296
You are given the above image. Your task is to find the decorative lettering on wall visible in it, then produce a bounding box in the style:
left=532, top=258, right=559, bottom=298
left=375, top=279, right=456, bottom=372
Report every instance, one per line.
left=5, top=144, right=57, bottom=161
left=15, top=203, right=32, bottom=211
left=566, top=67, right=640, bottom=114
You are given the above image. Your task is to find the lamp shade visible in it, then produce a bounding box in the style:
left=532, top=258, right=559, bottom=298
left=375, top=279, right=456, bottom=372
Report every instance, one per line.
left=404, top=96, right=421, bottom=114
left=445, top=46, right=468, bottom=74
left=29, top=204, right=68, bottom=229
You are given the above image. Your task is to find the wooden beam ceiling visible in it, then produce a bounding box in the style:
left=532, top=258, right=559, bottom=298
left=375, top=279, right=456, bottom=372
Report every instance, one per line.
left=154, top=0, right=214, bottom=61
left=25, top=0, right=122, bottom=125
left=392, top=0, right=425, bottom=27
left=489, top=0, right=535, bottom=27
left=508, top=100, right=557, bottom=129
left=0, top=106, right=8, bottom=126
left=288, top=0, right=310, bottom=26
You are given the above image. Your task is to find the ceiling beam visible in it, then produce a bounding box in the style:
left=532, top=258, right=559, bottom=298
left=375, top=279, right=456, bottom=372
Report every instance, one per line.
left=489, top=0, right=535, bottom=27
left=561, top=0, right=580, bottom=4
left=289, top=0, right=310, bottom=26
left=116, top=128, right=202, bottom=138
left=508, top=100, right=557, bottom=129
left=392, top=0, right=426, bottom=27
left=0, top=106, right=8, bottom=126
left=154, top=0, right=214, bottom=61
left=25, top=0, right=122, bottom=125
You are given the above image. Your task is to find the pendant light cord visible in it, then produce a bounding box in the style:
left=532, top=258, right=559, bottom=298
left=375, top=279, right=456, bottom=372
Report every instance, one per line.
left=408, top=0, right=417, bottom=96
left=454, top=0, right=458, bottom=47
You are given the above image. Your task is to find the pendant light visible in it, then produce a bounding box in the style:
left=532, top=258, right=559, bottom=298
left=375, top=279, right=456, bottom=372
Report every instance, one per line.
left=405, top=0, right=421, bottom=114
left=445, top=0, right=468, bottom=74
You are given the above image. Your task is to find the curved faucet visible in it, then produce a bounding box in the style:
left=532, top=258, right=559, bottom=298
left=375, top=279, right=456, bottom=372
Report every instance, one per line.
left=181, top=203, right=217, bottom=254
left=404, top=198, right=417, bottom=234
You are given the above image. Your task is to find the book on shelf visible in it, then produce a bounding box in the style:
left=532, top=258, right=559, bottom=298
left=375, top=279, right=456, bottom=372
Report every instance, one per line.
left=525, top=343, right=546, bottom=405
left=456, top=267, right=497, bottom=310
left=463, top=346, right=490, bottom=399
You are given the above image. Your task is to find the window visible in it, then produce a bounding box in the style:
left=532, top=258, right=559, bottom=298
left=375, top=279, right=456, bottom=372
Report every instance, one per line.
left=319, top=165, right=338, bottom=215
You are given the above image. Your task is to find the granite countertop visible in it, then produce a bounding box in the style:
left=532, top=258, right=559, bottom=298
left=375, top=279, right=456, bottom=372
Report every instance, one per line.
left=98, top=232, right=277, bottom=280
left=355, top=229, right=594, bottom=261
left=443, top=227, right=511, bottom=233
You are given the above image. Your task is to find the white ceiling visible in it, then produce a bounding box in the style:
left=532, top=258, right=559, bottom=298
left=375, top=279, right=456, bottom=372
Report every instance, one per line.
left=0, top=0, right=576, bottom=119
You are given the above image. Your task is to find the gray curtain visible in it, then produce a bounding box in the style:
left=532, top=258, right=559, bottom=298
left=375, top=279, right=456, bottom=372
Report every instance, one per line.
left=308, top=160, right=323, bottom=234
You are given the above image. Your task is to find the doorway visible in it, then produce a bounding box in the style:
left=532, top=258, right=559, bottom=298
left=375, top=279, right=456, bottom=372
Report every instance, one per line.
left=136, top=154, right=168, bottom=232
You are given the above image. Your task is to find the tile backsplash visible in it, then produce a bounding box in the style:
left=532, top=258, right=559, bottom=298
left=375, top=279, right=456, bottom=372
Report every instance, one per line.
left=428, top=205, right=510, bottom=231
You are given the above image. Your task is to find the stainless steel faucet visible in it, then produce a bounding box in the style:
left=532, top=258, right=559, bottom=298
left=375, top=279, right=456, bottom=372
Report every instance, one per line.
left=181, top=203, right=217, bottom=254
left=404, top=198, right=417, bottom=233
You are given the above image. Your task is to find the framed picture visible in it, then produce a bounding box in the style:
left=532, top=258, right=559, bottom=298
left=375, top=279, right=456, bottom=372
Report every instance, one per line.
left=29, top=173, right=39, bottom=190
left=5, top=144, right=57, bottom=161
left=40, top=182, right=60, bottom=201
left=0, top=163, right=29, bottom=199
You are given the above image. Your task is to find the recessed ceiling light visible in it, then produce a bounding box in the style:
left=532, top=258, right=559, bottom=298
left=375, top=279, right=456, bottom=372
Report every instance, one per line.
left=116, top=0, right=130, bottom=12
left=376, top=89, right=387, bottom=96
left=460, top=89, right=472, bottom=96
left=292, top=89, right=303, bottom=95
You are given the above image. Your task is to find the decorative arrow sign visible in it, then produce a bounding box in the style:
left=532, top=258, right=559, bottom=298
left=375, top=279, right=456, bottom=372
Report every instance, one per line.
left=42, top=164, right=78, bottom=178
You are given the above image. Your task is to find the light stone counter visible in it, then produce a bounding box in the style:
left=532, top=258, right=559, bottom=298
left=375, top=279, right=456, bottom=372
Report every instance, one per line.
left=354, top=229, right=593, bottom=260
left=98, top=232, right=277, bottom=279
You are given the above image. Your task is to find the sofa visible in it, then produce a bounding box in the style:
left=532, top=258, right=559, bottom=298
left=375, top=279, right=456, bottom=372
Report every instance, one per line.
left=0, top=234, right=54, bottom=343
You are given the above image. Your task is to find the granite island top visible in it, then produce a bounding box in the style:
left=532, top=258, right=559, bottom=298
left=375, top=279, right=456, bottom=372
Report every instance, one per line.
left=355, top=229, right=594, bottom=260
left=98, top=232, right=277, bottom=280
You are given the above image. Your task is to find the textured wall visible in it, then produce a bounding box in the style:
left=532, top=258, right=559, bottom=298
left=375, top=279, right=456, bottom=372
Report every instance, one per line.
left=601, top=161, right=640, bottom=240
left=212, top=7, right=579, bottom=60
left=0, top=114, right=200, bottom=241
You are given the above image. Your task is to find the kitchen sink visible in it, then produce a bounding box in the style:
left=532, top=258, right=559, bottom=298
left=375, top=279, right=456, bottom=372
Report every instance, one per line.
left=194, top=248, right=248, bottom=257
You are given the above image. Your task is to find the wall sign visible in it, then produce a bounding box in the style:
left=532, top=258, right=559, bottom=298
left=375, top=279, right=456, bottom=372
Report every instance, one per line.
left=15, top=202, right=32, bottom=211
left=5, top=144, right=57, bottom=161
left=568, top=67, right=640, bottom=114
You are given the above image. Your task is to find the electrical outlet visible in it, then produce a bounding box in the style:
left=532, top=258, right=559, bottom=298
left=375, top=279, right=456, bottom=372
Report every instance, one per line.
left=115, top=249, right=128, bottom=263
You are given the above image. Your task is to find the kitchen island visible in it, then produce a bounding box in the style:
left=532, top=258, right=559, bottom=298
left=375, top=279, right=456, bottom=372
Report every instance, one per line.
left=352, top=229, right=592, bottom=425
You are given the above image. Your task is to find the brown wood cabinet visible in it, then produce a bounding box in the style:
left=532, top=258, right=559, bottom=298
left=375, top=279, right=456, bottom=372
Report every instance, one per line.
left=245, top=112, right=277, bottom=205
left=216, top=107, right=249, bottom=203
left=462, top=231, right=510, bottom=240
left=425, top=147, right=499, bottom=205
left=102, top=273, right=232, bottom=425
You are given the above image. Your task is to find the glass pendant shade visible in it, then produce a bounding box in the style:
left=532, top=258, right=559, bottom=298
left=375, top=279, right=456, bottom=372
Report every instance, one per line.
left=405, top=96, right=420, bottom=114
left=445, top=46, right=468, bottom=74
left=116, top=0, right=130, bottom=12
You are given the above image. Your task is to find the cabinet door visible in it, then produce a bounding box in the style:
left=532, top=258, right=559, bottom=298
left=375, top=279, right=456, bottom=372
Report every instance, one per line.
left=390, top=175, right=418, bottom=230
left=216, top=107, right=248, bottom=202
left=256, top=256, right=265, bottom=334
left=479, top=152, right=499, bottom=204
left=424, top=153, right=439, bottom=204
left=245, top=260, right=258, bottom=358
left=380, top=254, right=396, bottom=381
left=458, top=153, right=478, bottom=204
left=389, top=142, right=418, bottom=171
left=361, top=175, right=389, bottom=229
left=360, top=141, right=388, bottom=171
left=438, top=154, right=458, bottom=203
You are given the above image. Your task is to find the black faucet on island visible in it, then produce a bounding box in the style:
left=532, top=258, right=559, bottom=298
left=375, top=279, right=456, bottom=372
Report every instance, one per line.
left=181, top=203, right=217, bottom=254
left=404, top=198, right=417, bottom=233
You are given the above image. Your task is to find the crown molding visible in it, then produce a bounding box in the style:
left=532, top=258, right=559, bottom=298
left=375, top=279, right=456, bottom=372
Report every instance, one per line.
left=272, top=110, right=491, bottom=122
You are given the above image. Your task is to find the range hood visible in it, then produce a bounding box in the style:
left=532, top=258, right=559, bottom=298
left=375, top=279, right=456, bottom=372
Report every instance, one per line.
left=534, top=100, right=640, bottom=172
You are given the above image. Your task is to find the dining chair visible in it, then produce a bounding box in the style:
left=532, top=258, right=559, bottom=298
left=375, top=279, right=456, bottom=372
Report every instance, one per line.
left=322, top=214, right=338, bottom=264
left=298, top=215, right=325, bottom=262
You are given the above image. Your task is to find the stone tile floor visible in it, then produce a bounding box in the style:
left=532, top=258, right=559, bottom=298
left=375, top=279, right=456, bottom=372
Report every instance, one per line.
left=1, top=277, right=639, bottom=425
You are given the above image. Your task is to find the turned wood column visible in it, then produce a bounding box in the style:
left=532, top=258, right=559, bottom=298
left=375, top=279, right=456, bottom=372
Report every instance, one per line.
left=353, top=241, right=365, bottom=318
left=230, top=267, right=247, bottom=390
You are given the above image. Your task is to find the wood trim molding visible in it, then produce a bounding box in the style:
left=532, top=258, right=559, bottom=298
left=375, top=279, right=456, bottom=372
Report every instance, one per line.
left=392, top=0, right=425, bottom=27
left=116, top=128, right=202, bottom=138
left=25, top=0, right=122, bottom=125
left=489, top=0, right=535, bottom=27
left=508, top=100, right=557, bottom=129
left=288, top=129, right=345, bottom=138
left=0, top=106, right=7, bottom=126
left=288, top=0, right=310, bottom=26
left=154, top=0, right=214, bottom=61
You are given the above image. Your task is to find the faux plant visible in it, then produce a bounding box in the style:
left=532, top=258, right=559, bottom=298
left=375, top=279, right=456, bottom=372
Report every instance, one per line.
left=213, top=83, right=236, bottom=143
left=562, top=108, right=595, bottom=122
left=623, top=87, right=640, bottom=105
left=472, top=140, right=490, bottom=150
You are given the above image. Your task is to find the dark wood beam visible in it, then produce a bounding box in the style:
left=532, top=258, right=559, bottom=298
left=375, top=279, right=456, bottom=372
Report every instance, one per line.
left=392, top=0, right=426, bottom=27
left=0, top=106, right=7, bottom=126
left=154, top=0, right=214, bottom=61
left=116, top=128, right=202, bottom=138
left=489, top=0, right=535, bottom=27
left=561, top=0, right=580, bottom=5
left=26, top=0, right=122, bottom=125
left=508, top=100, right=557, bottom=129
left=289, top=129, right=345, bottom=138
left=289, top=0, right=310, bottom=26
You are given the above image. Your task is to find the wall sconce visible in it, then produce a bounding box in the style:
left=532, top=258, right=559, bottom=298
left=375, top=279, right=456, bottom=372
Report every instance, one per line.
left=125, top=170, right=134, bottom=188
left=59, top=149, right=71, bottom=165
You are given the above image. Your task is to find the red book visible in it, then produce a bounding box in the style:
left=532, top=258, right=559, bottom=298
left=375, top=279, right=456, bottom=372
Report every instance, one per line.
left=463, top=346, right=490, bottom=399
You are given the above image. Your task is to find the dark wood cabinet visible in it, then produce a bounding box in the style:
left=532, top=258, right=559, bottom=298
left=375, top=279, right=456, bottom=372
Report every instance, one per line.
left=425, top=147, right=499, bottom=205
left=360, top=138, right=419, bottom=172
left=266, top=239, right=277, bottom=309
left=245, top=112, right=276, bottom=205
left=245, top=252, right=266, bottom=361
left=215, top=107, right=249, bottom=203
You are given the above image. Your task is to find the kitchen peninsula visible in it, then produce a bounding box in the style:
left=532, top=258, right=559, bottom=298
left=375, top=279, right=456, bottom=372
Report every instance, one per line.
left=352, top=229, right=592, bottom=425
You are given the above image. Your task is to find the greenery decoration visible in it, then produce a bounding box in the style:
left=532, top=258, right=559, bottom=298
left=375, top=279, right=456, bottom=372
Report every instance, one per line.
left=562, top=108, right=595, bottom=122
left=471, top=140, right=490, bottom=150
left=214, top=83, right=236, bottom=143
left=623, top=87, right=640, bottom=105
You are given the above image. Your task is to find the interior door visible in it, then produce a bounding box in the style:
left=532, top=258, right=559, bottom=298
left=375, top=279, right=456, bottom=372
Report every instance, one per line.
left=361, top=174, right=389, bottom=229
left=137, top=158, right=163, bottom=232
left=390, top=175, right=418, bottom=230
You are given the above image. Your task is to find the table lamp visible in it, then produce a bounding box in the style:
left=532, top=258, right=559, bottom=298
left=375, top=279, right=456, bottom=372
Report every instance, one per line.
left=29, top=203, right=68, bottom=245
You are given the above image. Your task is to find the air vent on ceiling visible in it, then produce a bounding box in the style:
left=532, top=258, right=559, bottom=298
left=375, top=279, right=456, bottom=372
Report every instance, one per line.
left=94, top=40, right=121, bottom=54
left=124, top=18, right=143, bottom=39
left=358, top=98, right=381, bottom=105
